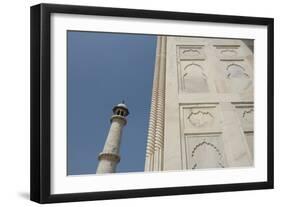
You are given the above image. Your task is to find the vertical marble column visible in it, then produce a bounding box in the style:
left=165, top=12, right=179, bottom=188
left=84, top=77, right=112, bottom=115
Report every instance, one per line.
left=145, top=36, right=167, bottom=171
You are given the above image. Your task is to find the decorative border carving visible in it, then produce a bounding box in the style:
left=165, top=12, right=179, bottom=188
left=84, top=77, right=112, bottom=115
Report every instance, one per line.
left=179, top=45, right=206, bottom=60
left=181, top=104, right=220, bottom=133
left=184, top=133, right=226, bottom=170
left=213, top=44, right=245, bottom=61
left=243, top=108, right=254, bottom=118
left=191, top=141, right=223, bottom=158
left=187, top=110, right=214, bottom=127
left=233, top=102, right=254, bottom=131
left=220, top=49, right=238, bottom=56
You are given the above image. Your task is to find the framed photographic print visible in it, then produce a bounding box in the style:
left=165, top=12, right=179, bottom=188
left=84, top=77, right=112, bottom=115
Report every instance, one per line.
left=30, top=3, right=274, bottom=203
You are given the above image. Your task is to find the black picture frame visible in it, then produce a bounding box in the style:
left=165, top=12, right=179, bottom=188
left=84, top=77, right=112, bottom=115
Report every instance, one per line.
left=30, top=3, right=274, bottom=204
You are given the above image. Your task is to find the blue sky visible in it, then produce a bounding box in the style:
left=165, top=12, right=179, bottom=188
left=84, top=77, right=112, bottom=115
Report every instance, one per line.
left=67, top=31, right=157, bottom=175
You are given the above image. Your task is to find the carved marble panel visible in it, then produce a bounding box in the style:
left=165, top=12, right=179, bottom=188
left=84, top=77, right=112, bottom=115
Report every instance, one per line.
left=184, top=134, right=227, bottom=170
left=234, top=103, right=254, bottom=131
left=181, top=104, right=221, bottom=133
left=188, top=110, right=214, bottom=127
left=220, top=49, right=238, bottom=57
left=213, top=45, right=244, bottom=61
left=178, top=45, right=206, bottom=60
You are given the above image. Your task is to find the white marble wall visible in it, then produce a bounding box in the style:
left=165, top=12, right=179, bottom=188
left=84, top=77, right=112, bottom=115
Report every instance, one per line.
left=145, top=36, right=254, bottom=171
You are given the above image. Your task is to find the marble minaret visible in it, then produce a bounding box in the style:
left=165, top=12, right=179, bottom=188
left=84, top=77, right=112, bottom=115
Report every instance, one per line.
left=96, top=102, right=129, bottom=174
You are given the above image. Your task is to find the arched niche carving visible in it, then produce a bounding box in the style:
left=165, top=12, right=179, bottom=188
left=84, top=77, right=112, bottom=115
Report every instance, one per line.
left=191, top=141, right=224, bottom=169
left=225, top=63, right=252, bottom=93
left=226, top=64, right=249, bottom=79
left=183, top=63, right=209, bottom=93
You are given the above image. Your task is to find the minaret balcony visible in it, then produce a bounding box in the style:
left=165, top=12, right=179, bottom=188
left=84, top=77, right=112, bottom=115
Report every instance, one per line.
left=110, top=114, right=127, bottom=125
left=98, top=152, right=120, bottom=163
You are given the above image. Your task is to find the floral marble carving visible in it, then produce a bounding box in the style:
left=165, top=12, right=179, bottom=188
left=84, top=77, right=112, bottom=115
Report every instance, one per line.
left=187, top=110, right=214, bottom=127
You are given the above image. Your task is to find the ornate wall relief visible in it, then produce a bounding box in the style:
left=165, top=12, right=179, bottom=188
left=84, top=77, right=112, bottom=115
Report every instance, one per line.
left=179, top=45, right=205, bottom=60
left=181, top=104, right=220, bottom=133
left=242, top=108, right=254, bottom=123
left=233, top=103, right=254, bottom=159
left=212, top=45, right=253, bottom=94
left=145, top=37, right=254, bottom=171
left=184, top=134, right=226, bottom=170
left=226, top=64, right=249, bottom=79
left=233, top=103, right=254, bottom=131
left=182, top=63, right=209, bottom=93
left=220, top=49, right=238, bottom=57
left=225, top=63, right=252, bottom=93
left=188, top=110, right=214, bottom=127
left=213, top=45, right=243, bottom=61
left=213, top=61, right=252, bottom=93
left=180, top=104, right=224, bottom=169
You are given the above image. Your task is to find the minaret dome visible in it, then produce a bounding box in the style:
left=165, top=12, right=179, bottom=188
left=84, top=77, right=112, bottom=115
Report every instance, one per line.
left=112, top=101, right=129, bottom=117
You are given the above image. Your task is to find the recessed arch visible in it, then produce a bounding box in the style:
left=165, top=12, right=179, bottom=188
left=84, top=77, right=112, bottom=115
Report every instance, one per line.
left=226, top=63, right=249, bottom=79
left=191, top=141, right=224, bottom=169
left=182, top=63, right=208, bottom=92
